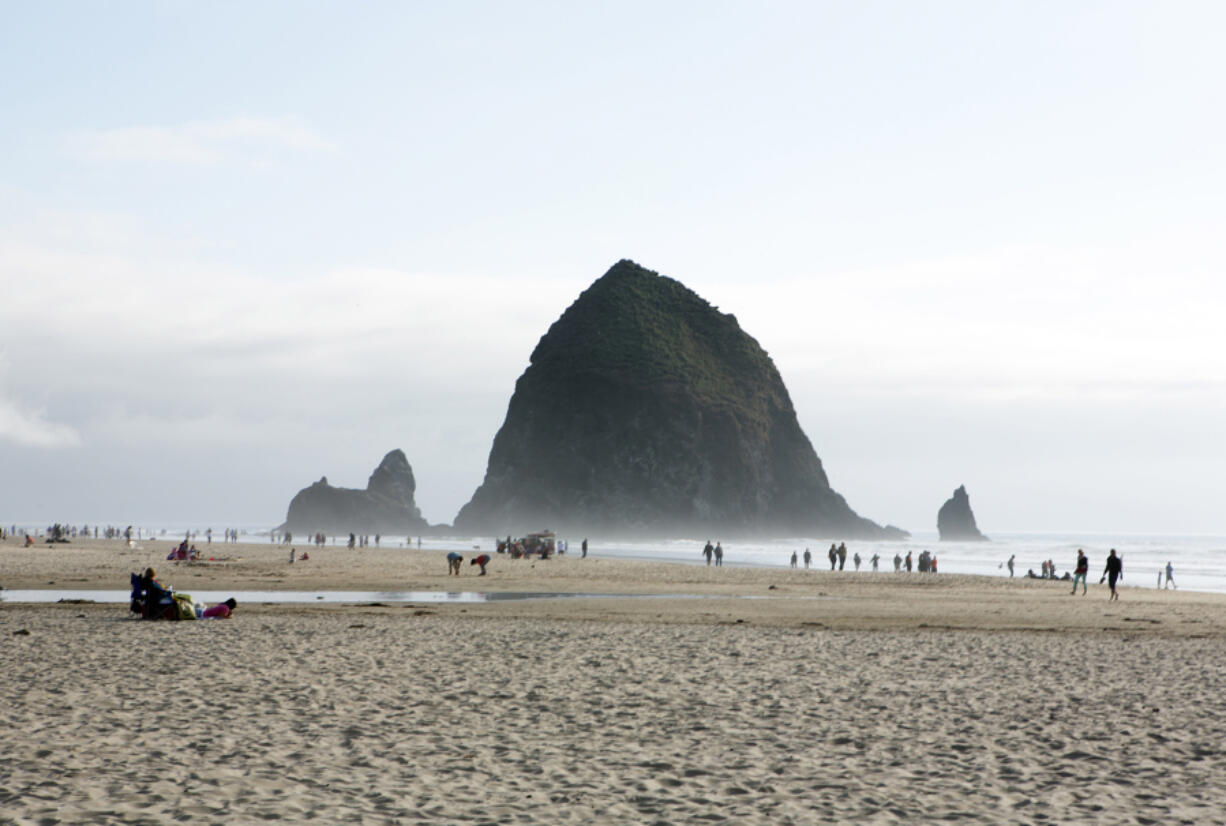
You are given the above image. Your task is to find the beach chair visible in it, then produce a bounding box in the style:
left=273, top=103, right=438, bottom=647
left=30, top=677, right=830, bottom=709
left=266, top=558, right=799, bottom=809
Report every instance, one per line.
left=132, top=573, right=177, bottom=620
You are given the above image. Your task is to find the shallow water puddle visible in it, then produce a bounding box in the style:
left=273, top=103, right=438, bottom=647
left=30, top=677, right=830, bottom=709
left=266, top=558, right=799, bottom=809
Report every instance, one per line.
left=0, top=589, right=780, bottom=604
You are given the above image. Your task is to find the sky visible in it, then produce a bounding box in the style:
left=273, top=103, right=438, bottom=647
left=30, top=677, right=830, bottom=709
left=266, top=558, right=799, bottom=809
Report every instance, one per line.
left=1, top=1, right=1223, bottom=535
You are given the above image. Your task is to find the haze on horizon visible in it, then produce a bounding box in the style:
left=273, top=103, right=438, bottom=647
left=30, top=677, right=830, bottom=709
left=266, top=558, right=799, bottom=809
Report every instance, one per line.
left=1, top=2, right=1223, bottom=536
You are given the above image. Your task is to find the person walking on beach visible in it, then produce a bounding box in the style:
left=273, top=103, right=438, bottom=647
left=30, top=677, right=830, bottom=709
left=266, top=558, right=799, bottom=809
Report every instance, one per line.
left=1164, top=561, right=1176, bottom=590
left=1007, top=554, right=1015, bottom=578
left=871, top=553, right=880, bottom=572
left=791, top=550, right=798, bottom=568
left=837, top=543, right=847, bottom=570
left=853, top=552, right=862, bottom=571
left=714, top=542, right=723, bottom=566
left=829, top=544, right=838, bottom=570
left=1100, top=549, right=1123, bottom=600
left=581, top=538, right=588, bottom=558
left=803, top=548, right=811, bottom=569
left=703, top=541, right=714, bottom=566
left=893, top=552, right=902, bottom=572
left=905, top=551, right=913, bottom=572
left=1070, top=549, right=1088, bottom=595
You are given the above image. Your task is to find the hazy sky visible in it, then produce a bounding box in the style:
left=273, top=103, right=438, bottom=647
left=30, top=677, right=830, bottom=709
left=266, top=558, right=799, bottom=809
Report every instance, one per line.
left=2, top=1, right=1223, bottom=534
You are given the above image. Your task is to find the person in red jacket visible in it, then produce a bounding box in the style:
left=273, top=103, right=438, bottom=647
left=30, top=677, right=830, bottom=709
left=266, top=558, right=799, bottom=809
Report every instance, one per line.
left=471, top=554, right=491, bottom=576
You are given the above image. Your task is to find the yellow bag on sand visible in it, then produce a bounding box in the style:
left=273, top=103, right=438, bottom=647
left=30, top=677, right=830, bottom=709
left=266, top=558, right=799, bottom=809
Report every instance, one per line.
left=172, top=593, right=197, bottom=621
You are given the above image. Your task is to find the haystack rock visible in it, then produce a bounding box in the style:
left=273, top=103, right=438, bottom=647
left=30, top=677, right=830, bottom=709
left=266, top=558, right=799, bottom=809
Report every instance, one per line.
left=282, top=449, right=428, bottom=535
left=937, top=485, right=988, bottom=541
left=454, top=259, right=907, bottom=539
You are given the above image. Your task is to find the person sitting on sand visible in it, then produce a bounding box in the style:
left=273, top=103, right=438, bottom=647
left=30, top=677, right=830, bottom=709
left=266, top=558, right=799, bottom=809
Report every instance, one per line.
left=300, top=551, right=308, bottom=561
left=141, top=567, right=171, bottom=620
left=471, top=554, right=491, bottom=575
left=447, top=551, right=463, bottom=575
left=202, top=597, right=237, bottom=619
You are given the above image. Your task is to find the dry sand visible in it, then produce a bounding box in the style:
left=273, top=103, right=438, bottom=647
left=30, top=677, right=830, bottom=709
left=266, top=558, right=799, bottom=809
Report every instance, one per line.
left=3, top=537, right=1226, bottom=824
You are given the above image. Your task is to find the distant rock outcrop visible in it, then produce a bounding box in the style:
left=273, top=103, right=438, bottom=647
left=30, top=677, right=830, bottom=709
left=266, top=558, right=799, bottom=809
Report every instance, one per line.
left=282, top=449, right=428, bottom=535
left=937, top=485, right=988, bottom=541
left=453, top=259, right=907, bottom=539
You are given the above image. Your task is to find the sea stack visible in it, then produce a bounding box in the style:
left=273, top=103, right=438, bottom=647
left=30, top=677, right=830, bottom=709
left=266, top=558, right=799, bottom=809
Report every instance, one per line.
left=937, top=485, right=988, bottom=541
left=453, top=259, right=906, bottom=539
left=281, top=449, right=429, bottom=535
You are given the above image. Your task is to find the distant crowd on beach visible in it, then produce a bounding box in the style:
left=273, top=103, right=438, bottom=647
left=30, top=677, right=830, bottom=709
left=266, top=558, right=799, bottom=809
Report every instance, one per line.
left=3, top=524, right=245, bottom=545
left=997, top=548, right=1176, bottom=600
left=779, top=544, right=940, bottom=574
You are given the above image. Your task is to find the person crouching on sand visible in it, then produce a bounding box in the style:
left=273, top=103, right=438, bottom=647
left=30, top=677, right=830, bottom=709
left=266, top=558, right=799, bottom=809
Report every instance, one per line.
left=471, top=554, right=490, bottom=575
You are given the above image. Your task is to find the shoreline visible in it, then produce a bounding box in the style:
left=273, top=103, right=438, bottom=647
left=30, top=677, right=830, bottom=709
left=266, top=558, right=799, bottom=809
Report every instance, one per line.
left=3, top=538, right=1224, bottom=637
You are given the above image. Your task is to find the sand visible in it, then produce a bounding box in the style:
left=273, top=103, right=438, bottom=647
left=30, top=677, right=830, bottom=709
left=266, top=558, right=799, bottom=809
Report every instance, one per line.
left=4, top=537, right=1226, bottom=824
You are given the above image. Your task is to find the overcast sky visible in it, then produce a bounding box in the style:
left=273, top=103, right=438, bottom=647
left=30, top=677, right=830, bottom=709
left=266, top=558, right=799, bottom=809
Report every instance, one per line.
left=2, top=1, right=1223, bottom=535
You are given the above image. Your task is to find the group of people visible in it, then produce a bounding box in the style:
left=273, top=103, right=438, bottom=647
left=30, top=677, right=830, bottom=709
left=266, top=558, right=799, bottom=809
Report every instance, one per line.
left=888, top=551, right=935, bottom=573
left=787, top=545, right=881, bottom=572
left=1007, top=549, right=1128, bottom=600
left=446, top=552, right=490, bottom=575
left=702, top=541, right=724, bottom=566
left=166, top=539, right=201, bottom=562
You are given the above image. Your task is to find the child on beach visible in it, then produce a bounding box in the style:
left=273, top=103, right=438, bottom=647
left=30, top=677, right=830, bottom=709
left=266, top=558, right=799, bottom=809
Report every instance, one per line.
left=471, top=554, right=491, bottom=575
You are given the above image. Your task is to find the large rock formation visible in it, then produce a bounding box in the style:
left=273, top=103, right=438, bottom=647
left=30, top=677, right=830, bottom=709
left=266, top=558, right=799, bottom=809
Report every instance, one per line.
left=937, top=485, right=988, bottom=541
left=454, top=259, right=906, bottom=539
left=282, top=449, right=428, bottom=535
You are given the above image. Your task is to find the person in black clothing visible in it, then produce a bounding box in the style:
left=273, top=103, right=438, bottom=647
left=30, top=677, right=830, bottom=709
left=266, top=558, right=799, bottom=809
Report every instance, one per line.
left=1100, top=548, right=1123, bottom=600
left=702, top=541, right=714, bottom=566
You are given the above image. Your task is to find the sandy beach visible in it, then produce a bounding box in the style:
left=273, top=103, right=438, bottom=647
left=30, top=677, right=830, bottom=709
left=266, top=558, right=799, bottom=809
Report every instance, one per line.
left=4, top=538, right=1226, bottom=824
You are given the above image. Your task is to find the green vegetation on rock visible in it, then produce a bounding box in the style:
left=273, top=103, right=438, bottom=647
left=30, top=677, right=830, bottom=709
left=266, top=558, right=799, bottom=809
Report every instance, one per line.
left=455, top=260, right=903, bottom=539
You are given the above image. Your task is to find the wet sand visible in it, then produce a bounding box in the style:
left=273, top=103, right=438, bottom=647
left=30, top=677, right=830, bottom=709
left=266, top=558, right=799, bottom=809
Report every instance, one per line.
left=3, top=538, right=1226, bottom=823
